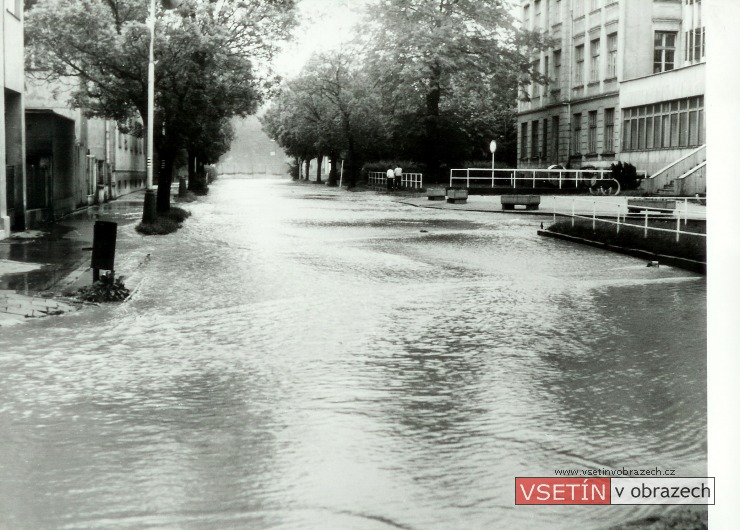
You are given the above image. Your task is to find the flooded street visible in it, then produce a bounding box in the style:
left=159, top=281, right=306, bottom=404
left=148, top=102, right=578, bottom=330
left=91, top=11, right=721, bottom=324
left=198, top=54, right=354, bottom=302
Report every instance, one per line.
left=0, top=179, right=706, bottom=529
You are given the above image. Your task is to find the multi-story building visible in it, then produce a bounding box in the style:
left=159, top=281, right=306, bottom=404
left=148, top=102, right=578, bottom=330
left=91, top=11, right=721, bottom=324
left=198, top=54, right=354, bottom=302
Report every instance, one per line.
left=24, top=75, right=146, bottom=226
left=517, top=0, right=706, bottom=195
left=1, top=0, right=26, bottom=238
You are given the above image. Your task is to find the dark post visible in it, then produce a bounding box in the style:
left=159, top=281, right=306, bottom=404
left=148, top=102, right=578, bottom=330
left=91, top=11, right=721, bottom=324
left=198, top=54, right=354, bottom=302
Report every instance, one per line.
left=91, top=221, right=117, bottom=284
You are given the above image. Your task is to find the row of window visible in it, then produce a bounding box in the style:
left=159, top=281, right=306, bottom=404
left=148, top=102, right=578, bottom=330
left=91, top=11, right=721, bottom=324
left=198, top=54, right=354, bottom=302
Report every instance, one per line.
left=524, top=0, right=618, bottom=29
left=572, top=109, right=615, bottom=155
left=521, top=96, right=705, bottom=159
left=622, top=96, right=704, bottom=151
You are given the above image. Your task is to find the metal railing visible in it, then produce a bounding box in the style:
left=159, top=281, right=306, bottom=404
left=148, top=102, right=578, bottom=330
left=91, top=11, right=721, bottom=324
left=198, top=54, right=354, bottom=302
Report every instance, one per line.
left=548, top=196, right=706, bottom=242
left=368, top=171, right=423, bottom=189
left=449, top=168, right=614, bottom=189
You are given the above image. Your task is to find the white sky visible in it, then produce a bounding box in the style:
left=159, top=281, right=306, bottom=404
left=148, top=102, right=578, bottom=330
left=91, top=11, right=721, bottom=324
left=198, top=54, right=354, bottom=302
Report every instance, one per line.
left=273, top=0, right=373, bottom=77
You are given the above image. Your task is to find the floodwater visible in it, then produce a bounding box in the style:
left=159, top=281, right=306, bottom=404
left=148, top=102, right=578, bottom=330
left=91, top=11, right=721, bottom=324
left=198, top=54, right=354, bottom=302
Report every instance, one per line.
left=0, top=180, right=706, bottom=529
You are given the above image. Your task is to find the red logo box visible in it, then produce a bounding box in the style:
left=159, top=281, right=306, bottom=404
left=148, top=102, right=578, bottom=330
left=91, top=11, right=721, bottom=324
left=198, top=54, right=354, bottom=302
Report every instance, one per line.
left=516, top=477, right=612, bottom=505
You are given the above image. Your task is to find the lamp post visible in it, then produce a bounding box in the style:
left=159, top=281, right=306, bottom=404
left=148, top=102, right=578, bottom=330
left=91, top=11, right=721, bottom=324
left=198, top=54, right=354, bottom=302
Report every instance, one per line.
left=490, top=140, right=497, bottom=185
left=143, top=0, right=180, bottom=223
left=142, top=0, right=158, bottom=222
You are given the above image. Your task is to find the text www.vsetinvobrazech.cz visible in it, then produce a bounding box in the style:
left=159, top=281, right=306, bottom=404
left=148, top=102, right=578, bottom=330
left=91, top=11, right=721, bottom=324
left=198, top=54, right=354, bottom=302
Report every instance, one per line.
left=554, top=467, right=676, bottom=477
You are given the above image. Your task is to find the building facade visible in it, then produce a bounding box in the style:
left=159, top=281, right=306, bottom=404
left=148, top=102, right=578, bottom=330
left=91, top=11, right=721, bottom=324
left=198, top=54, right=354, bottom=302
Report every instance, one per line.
left=517, top=0, right=706, bottom=194
left=24, top=75, right=146, bottom=226
left=1, top=0, right=26, bottom=238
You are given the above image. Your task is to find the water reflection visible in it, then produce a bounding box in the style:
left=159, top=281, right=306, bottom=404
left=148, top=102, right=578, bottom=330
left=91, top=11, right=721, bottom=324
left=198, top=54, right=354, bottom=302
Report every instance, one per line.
left=0, top=180, right=706, bottom=529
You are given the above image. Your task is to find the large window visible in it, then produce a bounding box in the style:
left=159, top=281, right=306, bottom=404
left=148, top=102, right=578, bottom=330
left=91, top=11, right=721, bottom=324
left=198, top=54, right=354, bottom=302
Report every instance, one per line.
left=535, top=0, right=542, bottom=28
left=607, top=33, right=617, bottom=78
left=543, top=118, right=549, bottom=159
left=590, top=39, right=600, bottom=82
left=588, top=111, right=598, bottom=153
left=521, top=122, right=529, bottom=159
left=553, top=50, right=562, bottom=88
left=574, top=0, right=584, bottom=18
left=575, top=45, right=585, bottom=85
left=590, top=0, right=600, bottom=11
left=552, top=116, right=560, bottom=159
left=532, top=59, right=540, bottom=97
left=685, top=27, right=706, bottom=62
left=572, top=114, right=582, bottom=155
left=532, top=120, right=540, bottom=158
left=523, top=5, right=530, bottom=28
left=604, top=108, right=615, bottom=152
left=622, top=96, right=704, bottom=151
left=544, top=56, right=550, bottom=92
left=552, top=0, right=561, bottom=24
left=654, top=31, right=677, bottom=73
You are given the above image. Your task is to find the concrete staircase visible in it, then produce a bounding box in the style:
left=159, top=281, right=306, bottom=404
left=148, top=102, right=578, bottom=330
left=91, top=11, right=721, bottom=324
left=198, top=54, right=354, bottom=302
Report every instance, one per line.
left=647, top=145, right=706, bottom=196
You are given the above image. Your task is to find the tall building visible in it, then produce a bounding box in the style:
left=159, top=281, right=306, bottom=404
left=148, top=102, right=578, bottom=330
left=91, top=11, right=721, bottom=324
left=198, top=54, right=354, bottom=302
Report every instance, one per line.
left=517, top=0, right=706, bottom=195
left=1, top=0, right=26, bottom=238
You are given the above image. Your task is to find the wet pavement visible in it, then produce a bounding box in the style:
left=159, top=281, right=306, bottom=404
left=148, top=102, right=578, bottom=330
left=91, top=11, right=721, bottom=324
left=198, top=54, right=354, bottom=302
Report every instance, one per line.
left=0, top=192, right=148, bottom=326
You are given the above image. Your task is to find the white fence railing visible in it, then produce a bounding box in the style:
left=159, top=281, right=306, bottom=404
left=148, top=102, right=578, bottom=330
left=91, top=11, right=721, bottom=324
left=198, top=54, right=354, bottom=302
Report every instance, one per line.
left=549, top=196, right=706, bottom=242
left=450, top=168, right=612, bottom=189
left=449, top=168, right=648, bottom=192
left=368, top=171, right=423, bottom=189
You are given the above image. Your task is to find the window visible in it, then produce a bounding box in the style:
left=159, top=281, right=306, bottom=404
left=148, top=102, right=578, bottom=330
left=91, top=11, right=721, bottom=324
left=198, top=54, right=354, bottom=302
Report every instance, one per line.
left=654, top=31, right=676, bottom=73
left=553, top=50, right=562, bottom=88
left=543, top=118, right=549, bottom=159
left=572, top=113, right=582, bottom=154
left=5, top=0, right=21, bottom=16
left=590, top=0, right=600, bottom=11
left=590, top=38, right=600, bottom=82
left=532, top=120, right=540, bottom=158
left=544, top=56, right=550, bottom=91
left=604, top=108, right=614, bottom=152
left=686, top=27, right=705, bottom=62
left=621, top=96, right=704, bottom=150
left=552, top=0, right=561, bottom=24
left=607, top=33, right=617, bottom=78
left=588, top=111, right=598, bottom=153
left=521, top=122, right=528, bottom=159
left=552, top=116, right=560, bottom=159
left=532, top=59, right=540, bottom=97
left=523, top=5, right=530, bottom=28
left=535, top=0, right=541, bottom=28
left=574, top=0, right=584, bottom=17
left=575, top=45, right=585, bottom=85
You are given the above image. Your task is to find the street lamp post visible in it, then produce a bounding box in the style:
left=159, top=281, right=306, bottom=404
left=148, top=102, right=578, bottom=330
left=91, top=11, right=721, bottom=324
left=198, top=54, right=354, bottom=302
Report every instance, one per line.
left=143, top=0, right=157, bottom=223
left=490, top=140, right=497, bottom=186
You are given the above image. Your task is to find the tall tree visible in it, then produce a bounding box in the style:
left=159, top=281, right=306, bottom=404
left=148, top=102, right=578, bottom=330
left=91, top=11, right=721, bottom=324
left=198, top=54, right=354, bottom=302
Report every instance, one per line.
left=25, top=0, right=297, bottom=211
left=359, top=0, right=548, bottom=176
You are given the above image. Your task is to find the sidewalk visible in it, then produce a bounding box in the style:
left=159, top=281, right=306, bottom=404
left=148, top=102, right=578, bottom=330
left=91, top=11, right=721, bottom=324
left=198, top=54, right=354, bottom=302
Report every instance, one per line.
left=0, top=191, right=148, bottom=327
left=395, top=194, right=707, bottom=220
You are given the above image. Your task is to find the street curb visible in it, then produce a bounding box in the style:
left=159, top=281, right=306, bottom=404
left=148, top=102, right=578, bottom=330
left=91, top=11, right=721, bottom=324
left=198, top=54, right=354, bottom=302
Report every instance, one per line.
left=395, top=199, right=557, bottom=216
left=537, top=229, right=706, bottom=274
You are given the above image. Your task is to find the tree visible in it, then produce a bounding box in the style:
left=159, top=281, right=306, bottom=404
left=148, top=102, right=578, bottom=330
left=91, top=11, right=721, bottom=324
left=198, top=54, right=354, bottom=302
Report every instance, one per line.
left=358, top=0, right=549, bottom=177
left=25, top=0, right=297, bottom=211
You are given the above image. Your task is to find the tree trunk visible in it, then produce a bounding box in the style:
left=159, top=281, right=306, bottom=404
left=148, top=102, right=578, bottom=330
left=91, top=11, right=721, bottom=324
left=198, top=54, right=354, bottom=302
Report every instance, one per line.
left=346, top=134, right=357, bottom=188
left=328, top=153, right=338, bottom=186
left=304, top=159, right=310, bottom=181
left=425, top=60, right=442, bottom=181
left=156, top=152, right=174, bottom=212
left=187, top=149, right=208, bottom=194
left=316, top=153, right=323, bottom=183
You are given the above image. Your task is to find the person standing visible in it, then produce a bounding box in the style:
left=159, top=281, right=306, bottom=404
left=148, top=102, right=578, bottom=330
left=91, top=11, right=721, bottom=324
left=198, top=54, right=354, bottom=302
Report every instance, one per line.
left=394, top=166, right=403, bottom=191
left=386, top=167, right=394, bottom=191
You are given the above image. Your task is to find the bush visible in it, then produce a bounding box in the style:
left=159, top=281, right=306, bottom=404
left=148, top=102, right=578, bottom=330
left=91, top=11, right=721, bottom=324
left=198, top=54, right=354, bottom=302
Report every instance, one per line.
left=610, top=161, right=640, bottom=190
left=135, top=207, right=191, bottom=235
left=75, top=273, right=131, bottom=303
left=548, top=218, right=706, bottom=262
left=361, top=160, right=426, bottom=179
